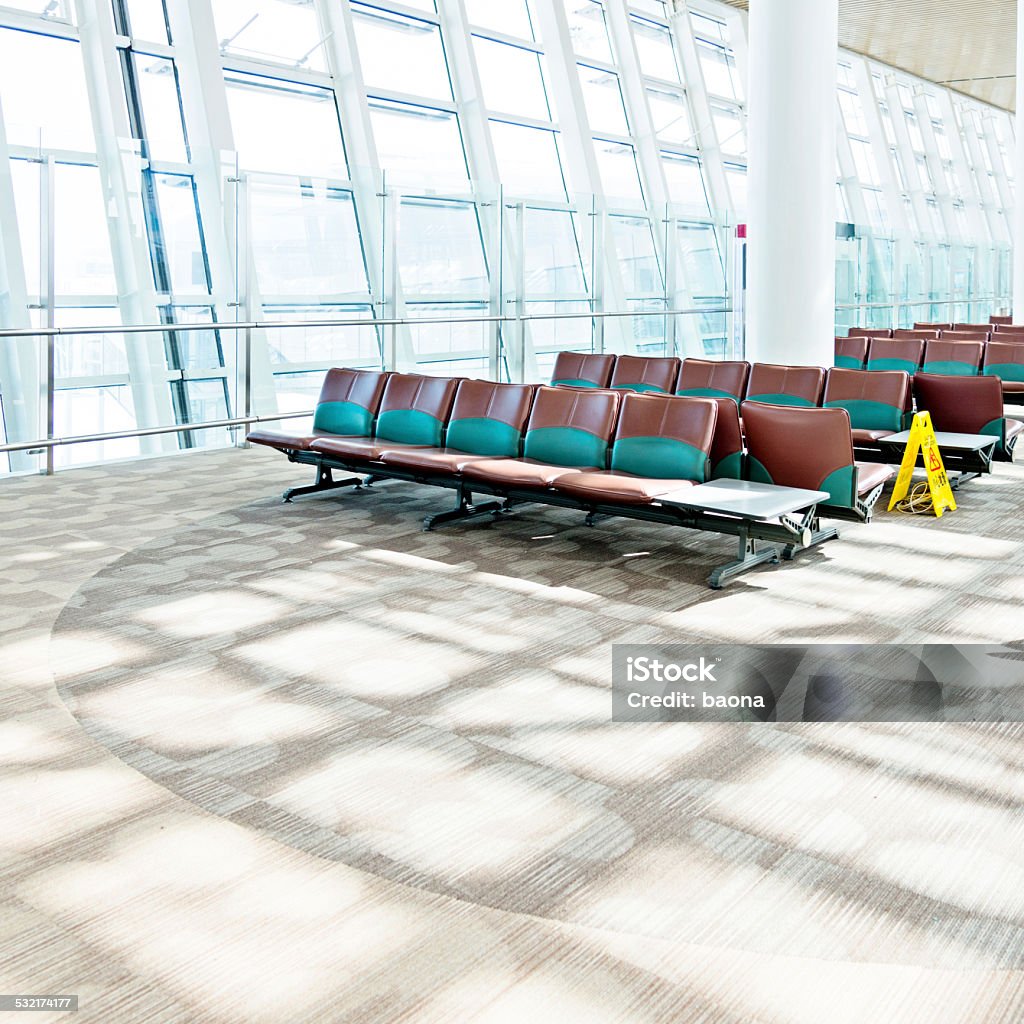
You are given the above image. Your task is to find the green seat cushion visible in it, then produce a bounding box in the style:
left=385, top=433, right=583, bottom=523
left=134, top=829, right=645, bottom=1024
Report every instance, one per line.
left=610, top=436, right=707, bottom=481
left=823, top=398, right=902, bottom=432
left=524, top=426, right=607, bottom=468
left=312, top=400, right=374, bottom=437
left=922, top=360, right=978, bottom=376
left=611, top=383, right=669, bottom=394
left=983, top=363, right=1024, bottom=383
left=375, top=408, right=445, bottom=446
left=867, top=358, right=918, bottom=374
left=551, top=378, right=600, bottom=388
left=445, top=417, right=521, bottom=457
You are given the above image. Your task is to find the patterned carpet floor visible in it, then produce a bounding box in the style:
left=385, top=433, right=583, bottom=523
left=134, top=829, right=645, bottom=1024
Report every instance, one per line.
left=4, top=444, right=1024, bottom=1022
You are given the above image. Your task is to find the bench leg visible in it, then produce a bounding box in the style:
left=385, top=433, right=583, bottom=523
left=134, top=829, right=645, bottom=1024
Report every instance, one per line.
left=423, top=486, right=505, bottom=531
left=950, top=471, right=979, bottom=490
left=283, top=465, right=361, bottom=503
left=708, top=529, right=780, bottom=589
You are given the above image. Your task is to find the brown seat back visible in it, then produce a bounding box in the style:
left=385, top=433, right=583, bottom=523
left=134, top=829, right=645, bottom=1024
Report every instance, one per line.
left=676, top=357, right=750, bottom=404
left=744, top=363, right=825, bottom=408
left=550, top=351, right=616, bottom=389
left=823, top=367, right=909, bottom=432
left=609, top=394, right=716, bottom=481
left=743, top=403, right=859, bottom=510
left=609, top=354, right=681, bottom=394
left=523, top=386, right=621, bottom=468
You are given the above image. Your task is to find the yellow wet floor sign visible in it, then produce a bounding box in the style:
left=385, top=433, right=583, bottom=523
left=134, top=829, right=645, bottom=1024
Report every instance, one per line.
left=888, top=410, right=957, bottom=517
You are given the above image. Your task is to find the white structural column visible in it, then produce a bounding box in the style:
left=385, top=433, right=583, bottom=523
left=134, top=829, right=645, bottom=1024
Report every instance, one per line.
left=1013, top=0, right=1024, bottom=318
left=746, top=0, right=838, bottom=365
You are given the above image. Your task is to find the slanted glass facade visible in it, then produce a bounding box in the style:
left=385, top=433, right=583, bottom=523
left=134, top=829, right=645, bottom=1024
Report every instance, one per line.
left=0, top=0, right=1014, bottom=472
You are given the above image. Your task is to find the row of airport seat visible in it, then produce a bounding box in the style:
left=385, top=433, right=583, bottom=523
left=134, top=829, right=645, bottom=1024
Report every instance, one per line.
left=248, top=368, right=894, bottom=536
left=549, top=352, right=1020, bottom=461
left=834, top=334, right=1024, bottom=391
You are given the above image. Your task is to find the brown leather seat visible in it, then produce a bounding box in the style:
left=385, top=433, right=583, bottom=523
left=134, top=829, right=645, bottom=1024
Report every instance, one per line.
left=676, top=357, right=750, bottom=404
left=555, top=472, right=695, bottom=505
left=247, top=367, right=388, bottom=452
left=923, top=339, right=984, bottom=375
left=834, top=337, right=868, bottom=370
left=856, top=462, right=896, bottom=495
left=310, top=372, right=459, bottom=464
left=379, top=380, right=536, bottom=474
left=823, top=367, right=910, bottom=437
left=744, top=363, right=825, bottom=408
left=463, top=385, right=620, bottom=490
left=743, top=402, right=894, bottom=518
left=848, top=327, right=892, bottom=338
left=609, top=354, right=681, bottom=394
left=462, top=458, right=584, bottom=489
left=555, top=393, right=717, bottom=505
left=550, top=351, right=616, bottom=389
left=914, top=372, right=1018, bottom=460
left=851, top=427, right=894, bottom=443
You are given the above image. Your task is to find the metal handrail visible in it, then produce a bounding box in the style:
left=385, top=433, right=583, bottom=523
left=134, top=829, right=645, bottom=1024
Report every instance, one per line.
left=0, top=306, right=732, bottom=338
left=0, top=306, right=735, bottom=462
left=835, top=296, right=1009, bottom=311
left=0, top=409, right=314, bottom=454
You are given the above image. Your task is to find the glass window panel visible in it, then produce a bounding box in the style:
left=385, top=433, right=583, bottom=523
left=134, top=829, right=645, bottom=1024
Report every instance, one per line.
left=213, top=0, right=326, bottom=72
left=578, top=66, right=628, bottom=136
left=150, top=173, right=209, bottom=296
left=489, top=121, right=565, bottom=199
left=472, top=37, right=549, bottom=120
left=647, top=87, right=692, bottom=147
left=182, top=378, right=231, bottom=451
left=725, top=164, right=747, bottom=218
left=3, top=0, right=70, bottom=17
left=264, top=306, right=380, bottom=366
left=690, top=12, right=726, bottom=42
left=249, top=181, right=370, bottom=299
left=629, top=0, right=667, bottom=16
left=465, top=0, right=532, bottom=39
left=397, top=199, right=487, bottom=297
left=562, top=0, right=612, bottom=63
left=676, top=222, right=725, bottom=300
left=528, top=300, right=595, bottom=363
left=523, top=208, right=587, bottom=296
left=838, top=89, right=867, bottom=137
left=10, top=159, right=41, bottom=297
left=630, top=16, right=679, bottom=83
left=594, top=140, right=643, bottom=203
left=225, top=72, right=347, bottom=178
left=165, top=307, right=224, bottom=371
left=662, top=153, right=710, bottom=217
left=133, top=55, right=187, bottom=163
left=836, top=182, right=849, bottom=222
left=837, top=61, right=856, bottom=90
left=851, top=138, right=880, bottom=186
left=695, top=40, right=743, bottom=102
left=712, top=105, right=745, bottom=158
left=53, top=308, right=127, bottom=377
left=369, top=100, right=468, bottom=189
left=54, top=386, right=140, bottom=468
left=905, top=111, right=925, bottom=152
left=0, top=29, right=93, bottom=151
left=406, top=303, right=489, bottom=374
left=628, top=299, right=668, bottom=354
left=55, top=164, right=118, bottom=296
left=351, top=4, right=452, bottom=102
left=864, top=188, right=888, bottom=231
left=916, top=153, right=933, bottom=191
left=610, top=215, right=662, bottom=295
left=125, top=0, right=168, bottom=42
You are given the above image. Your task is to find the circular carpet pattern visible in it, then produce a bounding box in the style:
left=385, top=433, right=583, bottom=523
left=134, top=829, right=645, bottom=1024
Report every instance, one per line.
left=51, top=481, right=1024, bottom=968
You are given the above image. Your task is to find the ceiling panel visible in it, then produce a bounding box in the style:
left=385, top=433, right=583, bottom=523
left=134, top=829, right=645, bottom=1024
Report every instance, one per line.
left=702, top=0, right=1016, bottom=111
